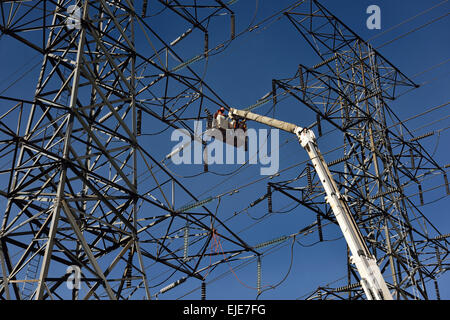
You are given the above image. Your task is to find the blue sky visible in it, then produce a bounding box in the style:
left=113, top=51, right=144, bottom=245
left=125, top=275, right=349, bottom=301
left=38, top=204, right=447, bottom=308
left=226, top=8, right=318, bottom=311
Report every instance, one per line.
left=0, top=0, right=448, bottom=300
left=157, top=0, right=450, bottom=300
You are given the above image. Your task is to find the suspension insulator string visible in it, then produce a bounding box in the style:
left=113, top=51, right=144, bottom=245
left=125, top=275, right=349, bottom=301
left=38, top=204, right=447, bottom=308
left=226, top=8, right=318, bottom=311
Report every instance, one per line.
left=257, top=257, right=262, bottom=295
left=184, top=220, right=189, bottom=261
left=410, top=149, right=415, bottom=169
left=444, top=172, right=449, bottom=195
left=298, top=65, right=305, bottom=92
left=417, top=183, right=424, bottom=205
left=204, top=32, right=209, bottom=57
left=272, top=80, right=277, bottom=106
left=434, top=279, right=440, bottom=300
left=201, top=281, right=206, bottom=300
left=231, top=14, right=236, bottom=39
left=317, top=214, right=323, bottom=242
left=136, top=109, right=142, bottom=136
left=316, top=114, right=322, bottom=137
left=126, top=249, right=133, bottom=288
left=435, top=246, right=443, bottom=273
left=307, top=165, right=312, bottom=193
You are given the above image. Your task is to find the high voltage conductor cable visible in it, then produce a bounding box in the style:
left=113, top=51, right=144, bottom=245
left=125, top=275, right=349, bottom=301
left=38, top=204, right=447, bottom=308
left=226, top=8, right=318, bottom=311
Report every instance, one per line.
left=410, top=57, right=450, bottom=79
left=152, top=0, right=307, bottom=74
left=411, top=116, right=450, bottom=133
left=396, top=70, right=450, bottom=99
left=210, top=148, right=448, bottom=244
left=175, top=196, right=324, bottom=263
left=211, top=129, right=419, bottom=201
left=163, top=4, right=448, bottom=298
left=380, top=55, right=450, bottom=100
left=134, top=64, right=447, bottom=194
left=162, top=178, right=447, bottom=299
left=0, top=59, right=42, bottom=95
left=296, top=253, right=449, bottom=300
left=142, top=202, right=337, bottom=293
left=98, top=120, right=294, bottom=220
left=175, top=221, right=339, bottom=299
left=387, top=102, right=450, bottom=130
left=113, top=12, right=450, bottom=286
left=376, top=12, right=450, bottom=49
left=37, top=98, right=447, bottom=224
left=367, top=0, right=449, bottom=42
left=2, top=1, right=446, bottom=302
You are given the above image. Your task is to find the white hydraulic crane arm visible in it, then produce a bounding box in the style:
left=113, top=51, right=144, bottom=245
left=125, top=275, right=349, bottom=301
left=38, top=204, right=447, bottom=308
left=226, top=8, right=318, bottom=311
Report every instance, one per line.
left=230, top=108, right=393, bottom=300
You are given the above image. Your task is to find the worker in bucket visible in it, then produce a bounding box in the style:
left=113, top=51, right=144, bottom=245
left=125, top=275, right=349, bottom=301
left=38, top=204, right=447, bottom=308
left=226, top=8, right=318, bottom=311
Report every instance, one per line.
left=239, top=119, right=247, bottom=131
left=214, top=107, right=225, bottom=119
left=213, top=107, right=228, bottom=129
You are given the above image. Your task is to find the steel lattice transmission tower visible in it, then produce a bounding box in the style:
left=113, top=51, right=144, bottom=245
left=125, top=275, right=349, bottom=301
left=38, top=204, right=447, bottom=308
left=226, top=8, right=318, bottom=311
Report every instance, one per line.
left=0, top=0, right=255, bottom=300
left=0, top=0, right=448, bottom=301
left=265, top=0, right=449, bottom=299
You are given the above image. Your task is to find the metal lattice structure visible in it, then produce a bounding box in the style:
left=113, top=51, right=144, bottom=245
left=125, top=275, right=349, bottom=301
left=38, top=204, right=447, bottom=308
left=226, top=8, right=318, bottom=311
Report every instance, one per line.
left=267, top=0, right=449, bottom=299
left=0, top=0, right=255, bottom=300
left=0, top=0, right=448, bottom=300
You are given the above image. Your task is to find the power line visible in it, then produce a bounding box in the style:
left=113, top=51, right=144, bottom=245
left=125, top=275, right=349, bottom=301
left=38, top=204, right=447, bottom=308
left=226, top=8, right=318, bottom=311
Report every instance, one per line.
left=376, top=12, right=450, bottom=49
left=368, top=0, right=449, bottom=42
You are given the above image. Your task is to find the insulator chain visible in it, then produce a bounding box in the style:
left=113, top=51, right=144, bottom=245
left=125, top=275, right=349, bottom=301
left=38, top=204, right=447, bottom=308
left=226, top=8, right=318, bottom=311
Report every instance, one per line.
left=141, top=0, right=148, bottom=18
left=231, top=14, right=236, bottom=39
left=249, top=193, right=268, bottom=208
left=327, top=155, right=351, bottom=167
left=317, top=214, right=323, bottom=242
left=254, top=235, right=289, bottom=249
left=159, top=278, right=187, bottom=294
left=272, top=80, right=277, bottom=106
left=356, top=200, right=362, bottom=215
left=312, top=53, right=338, bottom=69
left=418, top=183, right=424, bottom=205
left=433, top=233, right=450, bottom=240
left=203, top=110, right=210, bottom=172
left=370, top=187, right=400, bottom=200
left=126, top=249, right=133, bottom=288
left=298, top=65, right=305, bottom=92
left=205, top=108, right=213, bottom=126
left=172, top=54, right=203, bottom=72
left=257, top=257, right=262, bottom=295
left=267, top=185, right=272, bottom=213
left=434, top=280, right=441, bottom=300
left=307, top=165, right=312, bottom=193
left=316, top=114, right=322, bottom=137
left=204, top=143, right=208, bottom=172
left=177, top=196, right=214, bottom=213
left=170, top=28, right=193, bottom=47
left=435, top=246, right=443, bottom=273
left=332, top=282, right=361, bottom=293
left=201, top=281, right=206, bottom=300
left=443, top=173, right=449, bottom=195
left=204, top=32, right=209, bottom=57
left=410, top=131, right=434, bottom=142
left=317, top=288, right=322, bottom=300
left=136, top=109, right=142, bottom=136
left=410, top=149, right=416, bottom=169
left=244, top=97, right=271, bottom=112
left=184, top=221, right=189, bottom=261
left=355, top=90, right=382, bottom=104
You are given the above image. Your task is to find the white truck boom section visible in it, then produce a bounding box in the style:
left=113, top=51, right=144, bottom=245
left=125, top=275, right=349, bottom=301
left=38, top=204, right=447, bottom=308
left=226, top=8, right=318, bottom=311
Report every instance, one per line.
left=229, top=108, right=393, bottom=300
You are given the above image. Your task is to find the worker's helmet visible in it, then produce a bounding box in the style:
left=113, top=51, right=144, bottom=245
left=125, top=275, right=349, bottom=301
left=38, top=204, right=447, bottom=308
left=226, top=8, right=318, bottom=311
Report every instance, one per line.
left=220, top=107, right=225, bottom=112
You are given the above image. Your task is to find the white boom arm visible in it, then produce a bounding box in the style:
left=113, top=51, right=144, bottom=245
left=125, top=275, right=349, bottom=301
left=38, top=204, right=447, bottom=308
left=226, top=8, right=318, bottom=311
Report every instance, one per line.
left=230, top=108, right=393, bottom=300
